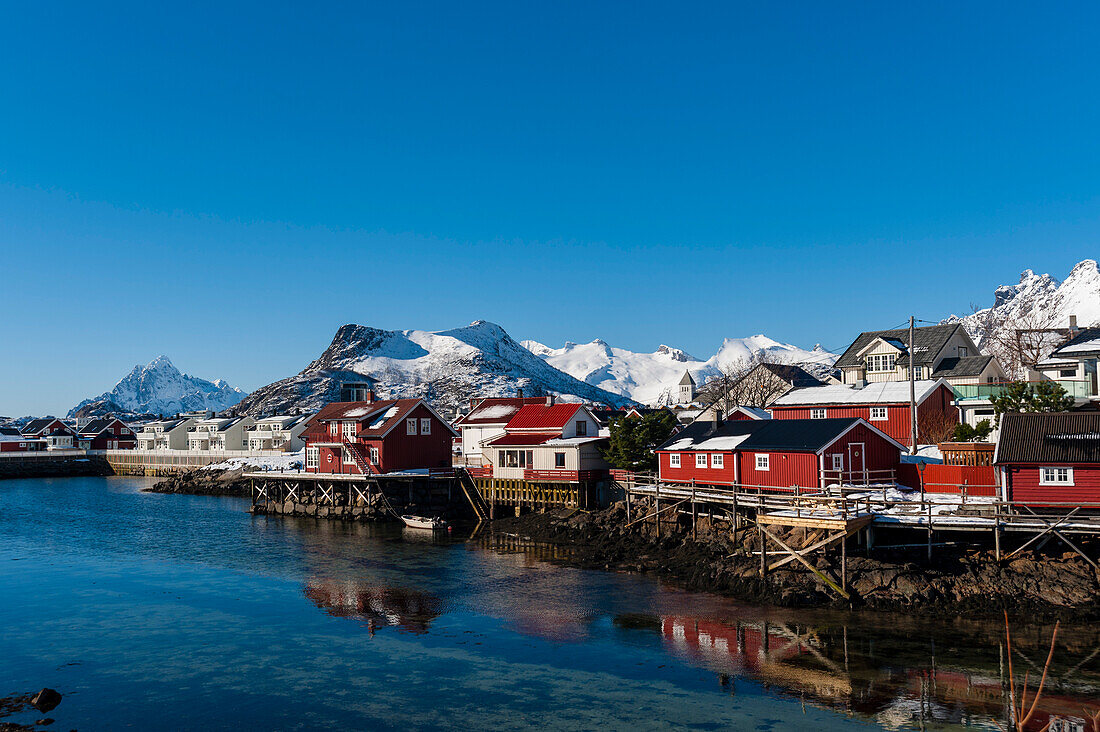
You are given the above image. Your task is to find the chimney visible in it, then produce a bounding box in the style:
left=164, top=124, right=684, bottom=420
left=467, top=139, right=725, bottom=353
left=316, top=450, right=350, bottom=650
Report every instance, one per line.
left=366, top=389, right=376, bottom=404
left=469, top=398, right=475, bottom=411
left=1070, top=314, right=1078, bottom=332
left=545, top=395, right=554, bottom=407
left=517, top=387, right=524, bottom=399
left=710, top=407, right=722, bottom=432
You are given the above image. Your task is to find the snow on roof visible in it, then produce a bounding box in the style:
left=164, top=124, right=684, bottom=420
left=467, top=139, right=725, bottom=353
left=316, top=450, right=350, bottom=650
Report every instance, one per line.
left=475, top=404, right=521, bottom=420
left=368, top=406, right=400, bottom=429
left=772, top=379, right=945, bottom=407
left=665, top=433, right=753, bottom=451
left=542, top=436, right=606, bottom=447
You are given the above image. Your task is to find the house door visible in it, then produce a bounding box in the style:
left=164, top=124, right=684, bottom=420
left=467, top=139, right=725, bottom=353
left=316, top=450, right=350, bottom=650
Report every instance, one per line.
left=847, top=443, right=866, bottom=485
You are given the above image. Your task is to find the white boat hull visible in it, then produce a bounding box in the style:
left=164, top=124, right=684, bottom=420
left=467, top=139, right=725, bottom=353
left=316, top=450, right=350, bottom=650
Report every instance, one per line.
left=401, top=515, right=447, bottom=530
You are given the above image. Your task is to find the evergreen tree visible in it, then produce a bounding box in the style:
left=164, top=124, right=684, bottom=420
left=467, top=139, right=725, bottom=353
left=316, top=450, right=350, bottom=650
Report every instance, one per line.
left=601, top=410, right=680, bottom=471
left=991, top=380, right=1075, bottom=425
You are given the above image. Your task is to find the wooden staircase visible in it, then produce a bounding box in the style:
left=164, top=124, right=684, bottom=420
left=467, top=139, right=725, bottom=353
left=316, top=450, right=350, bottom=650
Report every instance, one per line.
left=342, top=438, right=381, bottom=475
left=456, top=467, right=490, bottom=521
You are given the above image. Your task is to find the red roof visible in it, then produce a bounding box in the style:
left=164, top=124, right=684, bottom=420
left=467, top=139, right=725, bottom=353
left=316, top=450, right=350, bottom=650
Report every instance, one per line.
left=485, top=432, right=560, bottom=447
left=308, top=399, right=423, bottom=438
left=454, top=397, right=547, bottom=426
left=505, top=403, right=584, bottom=431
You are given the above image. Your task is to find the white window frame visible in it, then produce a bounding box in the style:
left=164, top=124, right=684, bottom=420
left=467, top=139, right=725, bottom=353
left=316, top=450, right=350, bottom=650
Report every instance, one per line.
left=576, top=420, right=587, bottom=436
left=831, top=453, right=843, bottom=472
left=810, top=408, right=826, bottom=420
left=420, top=418, right=431, bottom=435
left=342, top=421, right=356, bottom=439
left=306, top=447, right=319, bottom=469
left=406, top=418, right=418, bottom=435
left=696, top=453, right=708, bottom=468
left=343, top=447, right=356, bottom=465
left=870, top=407, right=888, bottom=421
left=755, top=454, right=770, bottom=471
left=1040, top=467, right=1074, bottom=486
left=669, top=453, right=681, bottom=468
left=329, top=422, right=339, bottom=436
left=554, top=451, right=566, bottom=468
left=711, top=453, right=724, bottom=468
left=369, top=446, right=380, bottom=464
left=866, top=354, right=896, bottom=373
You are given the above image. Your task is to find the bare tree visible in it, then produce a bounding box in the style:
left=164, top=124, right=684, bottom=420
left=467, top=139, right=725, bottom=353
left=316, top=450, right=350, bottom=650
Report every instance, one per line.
left=971, top=305, right=1067, bottom=379
left=698, top=354, right=803, bottom=416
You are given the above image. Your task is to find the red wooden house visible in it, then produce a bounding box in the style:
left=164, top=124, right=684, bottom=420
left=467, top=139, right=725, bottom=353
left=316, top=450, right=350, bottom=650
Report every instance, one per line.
left=302, top=397, right=457, bottom=475
left=656, top=416, right=905, bottom=490
left=994, top=412, right=1100, bottom=506
left=77, top=418, right=137, bottom=450
left=769, top=379, right=958, bottom=447
left=0, top=426, right=47, bottom=452
left=21, top=418, right=79, bottom=449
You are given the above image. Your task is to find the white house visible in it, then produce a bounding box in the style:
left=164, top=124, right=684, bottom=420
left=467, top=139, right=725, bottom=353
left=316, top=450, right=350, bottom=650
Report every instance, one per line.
left=453, top=397, right=547, bottom=466
left=136, top=418, right=197, bottom=450
left=187, top=416, right=255, bottom=451
left=246, top=414, right=313, bottom=452
left=481, top=398, right=609, bottom=482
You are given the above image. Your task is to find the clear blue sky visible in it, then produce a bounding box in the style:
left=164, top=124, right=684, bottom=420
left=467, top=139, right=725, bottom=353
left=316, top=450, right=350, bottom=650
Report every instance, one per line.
left=2, top=1, right=1099, bottom=416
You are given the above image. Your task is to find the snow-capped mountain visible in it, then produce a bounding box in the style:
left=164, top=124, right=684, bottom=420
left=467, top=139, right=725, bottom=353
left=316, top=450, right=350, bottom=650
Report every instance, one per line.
left=68, top=356, right=248, bottom=419
left=234, top=321, right=633, bottom=417
left=521, top=335, right=837, bottom=405
left=946, top=259, right=1100, bottom=372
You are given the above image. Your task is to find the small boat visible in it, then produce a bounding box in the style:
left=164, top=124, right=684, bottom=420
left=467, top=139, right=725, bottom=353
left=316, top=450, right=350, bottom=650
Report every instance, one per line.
left=401, top=515, right=447, bottom=530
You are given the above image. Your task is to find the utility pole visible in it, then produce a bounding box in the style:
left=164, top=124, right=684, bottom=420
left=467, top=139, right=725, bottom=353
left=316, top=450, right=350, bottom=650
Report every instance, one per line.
left=909, top=315, right=917, bottom=455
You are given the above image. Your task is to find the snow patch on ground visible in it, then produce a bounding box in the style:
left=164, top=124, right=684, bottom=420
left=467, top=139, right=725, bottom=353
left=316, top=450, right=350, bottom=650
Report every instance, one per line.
left=201, top=451, right=305, bottom=472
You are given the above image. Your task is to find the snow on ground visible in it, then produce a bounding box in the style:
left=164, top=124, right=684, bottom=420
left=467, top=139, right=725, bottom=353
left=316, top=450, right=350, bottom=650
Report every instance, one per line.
left=201, top=451, right=305, bottom=472
left=900, top=444, right=943, bottom=464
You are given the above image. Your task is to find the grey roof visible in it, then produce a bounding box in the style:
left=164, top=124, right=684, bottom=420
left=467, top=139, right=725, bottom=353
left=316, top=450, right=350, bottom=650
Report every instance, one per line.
left=1050, top=327, right=1100, bottom=358
left=835, top=324, right=962, bottom=369
left=679, top=371, right=697, bottom=386
left=80, top=417, right=122, bottom=435
left=996, top=412, right=1100, bottom=464
left=930, top=355, right=993, bottom=379
left=21, top=418, right=58, bottom=435
left=759, top=363, right=826, bottom=388
left=0, top=426, right=22, bottom=436
left=657, top=417, right=872, bottom=453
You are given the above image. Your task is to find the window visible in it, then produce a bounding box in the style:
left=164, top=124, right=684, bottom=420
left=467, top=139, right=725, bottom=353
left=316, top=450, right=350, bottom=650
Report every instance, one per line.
left=306, top=447, right=319, bottom=469
left=329, top=422, right=338, bottom=436
left=958, top=346, right=969, bottom=358
left=555, top=452, right=566, bottom=468
left=1060, top=368, right=1077, bottom=377
left=866, top=354, right=896, bottom=373
left=406, top=418, right=417, bottom=435
left=810, top=408, right=826, bottom=419
left=498, top=450, right=506, bottom=468
left=343, top=448, right=356, bottom=465
left=870, top=407, right=888, bottom=421
left=576, top=420, right=587, bottom=436
left=696, top=453, right=708, bottom=468
left=711, top=453, right=724, bottom=468
left=420, top=418, right=431, bottom=435
left=342, top=421, right=356, bottom=439
left=755, top=454, right=770, bottom=471
left=831, top=454, right=843, bottom=472
left=1040, top=467, right=1074, bottom=486
left=670, top=453, right=681, bottom=468
left=369, top=447, right=379, bottom=464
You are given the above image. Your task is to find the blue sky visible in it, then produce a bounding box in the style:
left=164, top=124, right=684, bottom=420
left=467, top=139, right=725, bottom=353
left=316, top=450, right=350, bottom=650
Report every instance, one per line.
left=2, top=1, right=1099, bottom=415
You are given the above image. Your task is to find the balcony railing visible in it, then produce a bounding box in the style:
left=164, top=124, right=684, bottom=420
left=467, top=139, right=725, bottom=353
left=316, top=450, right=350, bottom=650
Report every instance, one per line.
left=523, top=469, right=605, bottom=482
left=952, top=379, right=1093, bottom=401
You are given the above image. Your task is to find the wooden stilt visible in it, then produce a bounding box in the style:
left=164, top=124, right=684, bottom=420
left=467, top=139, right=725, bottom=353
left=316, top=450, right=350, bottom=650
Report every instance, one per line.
left=691, top=486, right=697, bottom=541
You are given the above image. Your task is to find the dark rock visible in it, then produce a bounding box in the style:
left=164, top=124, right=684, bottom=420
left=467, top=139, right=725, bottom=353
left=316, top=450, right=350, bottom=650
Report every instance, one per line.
left=29, top=689, right=60, bottom=713
left=34, top=720, right=54, bottom=726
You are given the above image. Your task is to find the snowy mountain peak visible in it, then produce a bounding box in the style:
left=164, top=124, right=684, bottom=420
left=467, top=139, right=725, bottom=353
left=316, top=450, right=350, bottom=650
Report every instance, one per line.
left=69, top=357, right=247, bottom=419
left=525, top=335, right=837, bottom=405
left=947, top=258, right=1100, bottom=373
left=235, top=322, right=632, bottom=417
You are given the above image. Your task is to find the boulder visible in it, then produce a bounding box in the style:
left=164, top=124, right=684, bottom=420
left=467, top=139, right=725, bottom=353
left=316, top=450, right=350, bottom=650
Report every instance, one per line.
left=30, top=689, right=61, bottom=713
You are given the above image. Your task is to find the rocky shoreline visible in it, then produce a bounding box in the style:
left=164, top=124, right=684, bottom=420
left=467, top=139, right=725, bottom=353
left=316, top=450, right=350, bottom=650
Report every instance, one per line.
left=486, top=500, right=1100, bottom=621
left=145, top=468, right=252, bottom=497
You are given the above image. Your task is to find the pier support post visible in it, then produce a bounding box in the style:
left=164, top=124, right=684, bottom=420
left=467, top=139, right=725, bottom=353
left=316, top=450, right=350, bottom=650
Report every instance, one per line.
left=691, top=486, right=697, bottom=541
left=655, top=483, right=661, bottom=539
left=994, top=520, right=1001, bottom=561
left=758, top=522, right=767, bottom=578
left=626, top=488, right=631, bottom=523
left=841, top=534, right=847, bottom=591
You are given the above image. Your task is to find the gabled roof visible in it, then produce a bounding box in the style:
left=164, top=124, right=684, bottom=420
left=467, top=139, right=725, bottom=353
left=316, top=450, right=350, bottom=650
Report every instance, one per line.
left=454, top=397, right=548, bottom=426
left=21, top=418, right=65, bottom=435
left=771, top=379, right=949, bottom=408
left=1049, top=327, right=1100, bottom=358
left=995, top=412, right=1100, bottom=464
left=930, top=355, right=994, bottom=379
left=679, top=371, right=697, bottom=386
left=835, top=324, right=963, bottom=369
left=505, top=403, right=585, bottom=431
left=657, top=417, right=900, bottom=454
left=310, top=399, right=458, bottom=438
left=79, top=417, right=129, bottom=436
left=485, top=432, right=561, bottom=447
left=726, top=405, right=771, bottom=420
left=0, top=426, right=23, bottom=436
left=758, top=363, right=826, bottom=388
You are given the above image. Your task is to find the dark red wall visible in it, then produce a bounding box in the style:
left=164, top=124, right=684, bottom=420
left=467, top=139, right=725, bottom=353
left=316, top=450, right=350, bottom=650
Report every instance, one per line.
left=1006, top=464, right=1100, bottom=506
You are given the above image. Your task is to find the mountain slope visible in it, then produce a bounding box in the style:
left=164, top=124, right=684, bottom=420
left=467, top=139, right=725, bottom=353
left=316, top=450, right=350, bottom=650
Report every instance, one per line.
left=68, top=356, right=248, bottom=419
left=234, top=321, right=633, bottom=417
left=522, top=335, right=837, bottom=405
left=946, top=259, right=1100, bottom=373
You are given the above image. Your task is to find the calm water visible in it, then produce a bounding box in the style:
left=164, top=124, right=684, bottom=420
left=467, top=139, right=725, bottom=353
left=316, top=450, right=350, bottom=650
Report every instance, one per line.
left=1, top=477, right=1097, bottom=731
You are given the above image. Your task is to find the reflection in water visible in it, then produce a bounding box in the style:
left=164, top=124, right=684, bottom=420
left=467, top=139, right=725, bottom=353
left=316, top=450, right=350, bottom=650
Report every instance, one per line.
left=304, top=580, right=444, bottom=634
